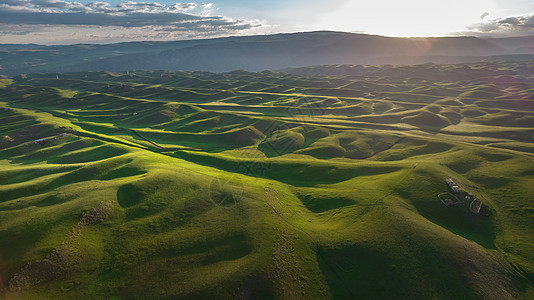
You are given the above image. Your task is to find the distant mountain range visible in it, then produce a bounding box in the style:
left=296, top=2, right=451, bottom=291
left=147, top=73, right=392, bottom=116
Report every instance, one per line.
left=1, top=31, right=534, bottom=76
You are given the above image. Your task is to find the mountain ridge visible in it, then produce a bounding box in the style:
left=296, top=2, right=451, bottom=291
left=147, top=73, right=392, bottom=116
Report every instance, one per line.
left=1, top=31, right=534, bottom=76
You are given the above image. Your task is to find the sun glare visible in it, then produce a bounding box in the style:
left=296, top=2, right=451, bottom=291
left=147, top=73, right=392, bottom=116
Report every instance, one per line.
left=315, top=0, right=498, bottom=36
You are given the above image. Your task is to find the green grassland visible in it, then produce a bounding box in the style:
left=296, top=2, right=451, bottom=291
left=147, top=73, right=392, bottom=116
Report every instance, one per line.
left=1, top=62, right=534, bottom=299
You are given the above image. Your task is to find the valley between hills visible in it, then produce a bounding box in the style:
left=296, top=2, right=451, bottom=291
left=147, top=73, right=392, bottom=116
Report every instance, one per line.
left=1, top=62, right=534, bottom=299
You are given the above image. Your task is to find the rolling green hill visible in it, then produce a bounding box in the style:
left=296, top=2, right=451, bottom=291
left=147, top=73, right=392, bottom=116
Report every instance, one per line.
left=1, top=62, right=533, bottom=299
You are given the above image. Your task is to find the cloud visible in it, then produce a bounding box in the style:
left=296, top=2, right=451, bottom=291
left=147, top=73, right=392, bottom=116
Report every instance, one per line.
left=87, top=1, right=111, bottom=12
left=0, top=0, right=29, bottom=6
left=0, top=30, right=33, bottom=35
left=0, top=0, right=269, bottom=43
left=499, top=16, right=521, bottom=26
left=32, top=0, right=83, bottom=9
left=466, top=13, right=534, bottom=36
left=117, top=1, right=165, bottom=13
left=169, top=3, right=197, bottom=12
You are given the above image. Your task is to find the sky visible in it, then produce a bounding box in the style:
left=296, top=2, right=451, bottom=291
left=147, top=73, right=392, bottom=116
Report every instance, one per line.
left=0, top=0, right=533, bottom=44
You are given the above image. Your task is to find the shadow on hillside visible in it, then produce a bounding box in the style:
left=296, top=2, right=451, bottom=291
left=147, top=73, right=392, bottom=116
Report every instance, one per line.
left=316, top=245, right=475, bottom=299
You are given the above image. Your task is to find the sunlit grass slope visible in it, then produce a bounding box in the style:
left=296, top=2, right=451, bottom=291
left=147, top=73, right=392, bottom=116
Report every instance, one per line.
left=0, top=62, right=533, bottom=299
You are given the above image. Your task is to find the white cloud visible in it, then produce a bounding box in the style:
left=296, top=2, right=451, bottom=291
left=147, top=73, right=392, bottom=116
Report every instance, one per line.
left=117, top=1, right=165, bottom=13
left=87, top=1, right=111, bottom=12
left=0, top=0, right=270, bottom=43
left=169, top=3, right=197, bottom=12
left=466, top=13, right=534, bottom=36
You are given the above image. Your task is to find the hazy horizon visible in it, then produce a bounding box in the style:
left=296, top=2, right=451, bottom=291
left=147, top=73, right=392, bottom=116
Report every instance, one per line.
left=0, top=30, right=534, bottom=46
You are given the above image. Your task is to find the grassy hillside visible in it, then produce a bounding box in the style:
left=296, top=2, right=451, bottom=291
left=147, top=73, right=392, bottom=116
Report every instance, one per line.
left=0, top=62, right=533, bottom=299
